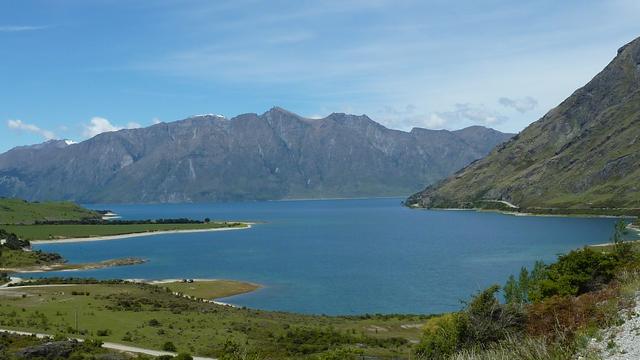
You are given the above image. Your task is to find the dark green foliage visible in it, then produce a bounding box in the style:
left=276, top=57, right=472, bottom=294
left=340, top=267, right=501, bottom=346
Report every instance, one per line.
left=34, top=218, right=208, bottom=225
left=460, top=285, right=525, bottom=345
left=96, top=329, right=111, bottom=336
left=0, top=229, right=29, bottom=249
left=415, top=286, right=525, bottom=359
left=505, top=221, right=639, bottom=304
left=162, top=341, right=177, bottom=352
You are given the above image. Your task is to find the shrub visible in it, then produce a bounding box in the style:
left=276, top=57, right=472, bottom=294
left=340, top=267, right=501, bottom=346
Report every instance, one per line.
left=415, top=286, right=525, bottom=359
left=525, top=285, right=623, bottom=341
left=96, top=329, right=111, bottom=336
left=162, top=341, right=177, bottom=352
left=460, top=285, right=525, bottom=346
left=414, top=313, right=464, bottom=359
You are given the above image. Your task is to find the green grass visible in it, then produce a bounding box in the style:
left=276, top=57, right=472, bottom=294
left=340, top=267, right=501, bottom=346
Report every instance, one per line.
left=162, top=280, right=260, bottom=300
left=0, top=283, right=427, bottom=359
left=2, top=222, right=247, bottom=241
left=0, top=198, right=100, bottom=225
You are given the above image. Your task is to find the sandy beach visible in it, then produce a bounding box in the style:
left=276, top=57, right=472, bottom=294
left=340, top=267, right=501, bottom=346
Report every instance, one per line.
left=29, top=223, right=252, bottom=245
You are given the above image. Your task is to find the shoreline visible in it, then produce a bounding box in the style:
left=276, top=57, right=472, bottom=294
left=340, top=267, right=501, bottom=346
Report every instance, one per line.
left=30, top=223, right=252, bottom=245
left=0, top=257, right=147, bottom=274
left=422, top=207, right=638, bottom=220
left=590, top=224, right=640, bottom=247
left=127, top=278, right=261, bottom=306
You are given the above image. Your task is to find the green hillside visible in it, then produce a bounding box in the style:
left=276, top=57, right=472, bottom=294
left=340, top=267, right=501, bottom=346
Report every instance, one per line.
left=0, top=198, right=100, bottom=224
left=407, top=36, right=640, bottom=212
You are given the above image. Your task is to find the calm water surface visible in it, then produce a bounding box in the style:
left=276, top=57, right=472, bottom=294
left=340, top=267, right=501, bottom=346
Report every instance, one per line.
left=33, top=198, right=621, bottom=315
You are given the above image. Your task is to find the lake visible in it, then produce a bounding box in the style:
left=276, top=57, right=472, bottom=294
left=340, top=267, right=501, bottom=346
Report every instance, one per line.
left=33, top=198, right=622, bottom=315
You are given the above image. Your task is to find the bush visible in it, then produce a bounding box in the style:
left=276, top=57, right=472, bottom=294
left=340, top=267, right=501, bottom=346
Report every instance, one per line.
left=526, top=286, right=623, bottom=341
left=414, top=313, right=464, bottom=359
left=96, top=329, right=111, bottom=336
left=162, top=341, right=177, bottom=352
left=415, top=286, right=525, bottom=359
left=460, top=285, right=525, bottom=346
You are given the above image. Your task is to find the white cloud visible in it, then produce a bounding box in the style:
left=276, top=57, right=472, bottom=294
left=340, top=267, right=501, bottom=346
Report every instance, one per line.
left=0, top=25, right=47, bottom=32
left=82, top=117, right=141, bottom=138
left=152, top=117, right=162, bottom=124
left=434, top=103, right=508, bottom=127
left=499, top=96, right=538, bottom=113
left=7, top=119, right=56, bottom=140
left=376, top=103, right=507, bottom=131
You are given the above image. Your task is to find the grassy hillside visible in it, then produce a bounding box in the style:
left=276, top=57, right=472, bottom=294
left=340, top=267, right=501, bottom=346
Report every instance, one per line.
left=407, top=36, right=640, bottom=211
left=0, top=198, right=100, bottom=224
left=0, top=281, right=426, bottom=359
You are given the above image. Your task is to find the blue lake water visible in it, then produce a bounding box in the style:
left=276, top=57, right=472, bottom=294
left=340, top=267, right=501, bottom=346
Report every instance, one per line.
left=32, top=198, right=623, bottom=315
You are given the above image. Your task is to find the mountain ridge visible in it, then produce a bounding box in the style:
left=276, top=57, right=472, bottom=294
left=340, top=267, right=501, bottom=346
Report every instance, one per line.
left=407, top=36, right=640, bottom=210
left=0, top=108, right=513, bottom=203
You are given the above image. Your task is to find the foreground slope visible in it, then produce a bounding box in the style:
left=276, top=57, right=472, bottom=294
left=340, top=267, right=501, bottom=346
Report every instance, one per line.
left=407, top=36, right=640, bottom=210
left=0, top=108, right=511, bottom=203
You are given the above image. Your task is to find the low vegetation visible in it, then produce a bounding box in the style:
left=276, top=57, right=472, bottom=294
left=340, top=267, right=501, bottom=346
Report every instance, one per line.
left=414, top=220, right=640, bottom=359
left=0, top=280, right=426, bottom=359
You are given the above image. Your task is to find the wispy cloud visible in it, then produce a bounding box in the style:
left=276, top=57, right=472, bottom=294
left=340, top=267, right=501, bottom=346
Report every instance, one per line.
left=435, top=103, right=508, bottom=127
left=82, top=117, right=141, bottom=138
left=377, top=103, right=509, bottom=131
left=0, top=25, right=48, bottom=32
left=499, top=96, right=538, bottom=113
left=7, top=119, right=56, bottom=140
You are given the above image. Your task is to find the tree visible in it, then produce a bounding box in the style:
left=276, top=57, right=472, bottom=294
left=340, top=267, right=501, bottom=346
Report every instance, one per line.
left=612, top=220, right=634, bottom=262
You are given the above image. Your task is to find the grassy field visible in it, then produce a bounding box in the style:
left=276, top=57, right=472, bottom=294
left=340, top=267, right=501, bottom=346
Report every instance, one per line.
left=0, top=198, right=100, bottom=224
left=0, top=249, right=63, bottom=269
left=3, top=222, right=247, bottom=241
left=0, top=282, right=427, bottom=359
left=162, top=280, right=260, bottom=300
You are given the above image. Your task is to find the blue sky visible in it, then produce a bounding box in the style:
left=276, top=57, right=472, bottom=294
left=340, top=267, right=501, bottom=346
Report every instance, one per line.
left=1, top=0, right=639, bottom=152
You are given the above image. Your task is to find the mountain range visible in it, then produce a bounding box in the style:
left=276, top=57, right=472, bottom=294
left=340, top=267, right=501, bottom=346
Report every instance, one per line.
left=0, top=108, right=512, bottom=203
left=407, top=36, right=640, bottom=210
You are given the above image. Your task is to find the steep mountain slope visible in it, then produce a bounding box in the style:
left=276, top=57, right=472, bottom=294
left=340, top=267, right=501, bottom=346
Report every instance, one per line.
left=407, top=36, right=640, bottom=210
left=0, top=108, right=512, bottom=203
